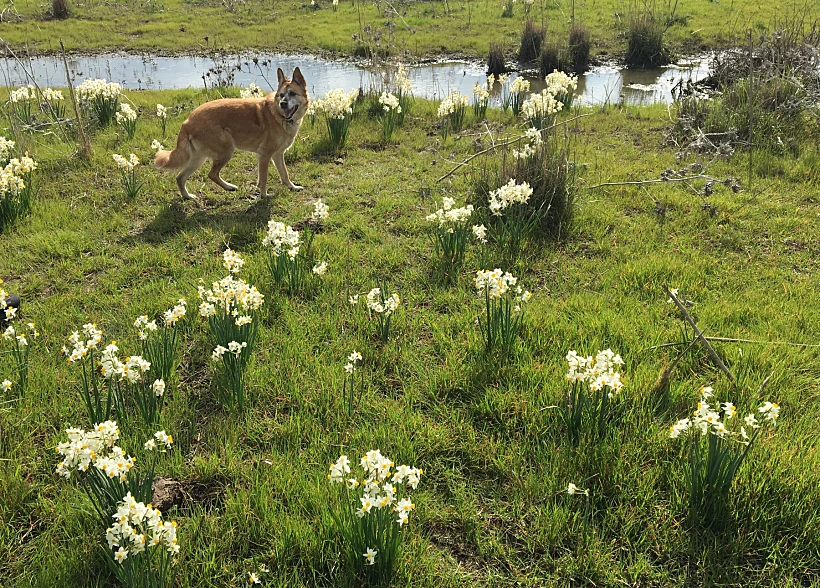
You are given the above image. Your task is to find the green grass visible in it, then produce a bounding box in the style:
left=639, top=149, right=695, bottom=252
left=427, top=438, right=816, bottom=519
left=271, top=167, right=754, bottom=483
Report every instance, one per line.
left=2, top=0, right=814, bottom=59
left=1, top=89, right=820, bottom=587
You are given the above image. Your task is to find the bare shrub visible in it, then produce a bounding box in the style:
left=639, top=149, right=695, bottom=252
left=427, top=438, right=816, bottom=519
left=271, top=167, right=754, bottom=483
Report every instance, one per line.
left=518, top=20, right=546, bottom=63
left=487, top=43, right=507, bottom=76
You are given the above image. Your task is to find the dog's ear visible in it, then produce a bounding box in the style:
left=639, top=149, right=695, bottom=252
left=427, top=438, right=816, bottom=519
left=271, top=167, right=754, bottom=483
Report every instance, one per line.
left=292, top=67, right=306, bottom=89
left=277, top=67, right=286, bottom=86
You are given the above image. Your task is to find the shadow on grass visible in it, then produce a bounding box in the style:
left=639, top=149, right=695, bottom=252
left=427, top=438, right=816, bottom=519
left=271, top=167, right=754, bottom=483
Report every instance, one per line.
left=127, top=195, right=273, bottom=246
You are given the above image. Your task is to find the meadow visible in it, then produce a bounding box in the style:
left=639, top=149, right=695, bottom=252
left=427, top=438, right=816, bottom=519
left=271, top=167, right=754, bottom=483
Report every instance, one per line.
left=1, top=0, right=808, bottom=59
left=0, top=71, right=819, bottom=588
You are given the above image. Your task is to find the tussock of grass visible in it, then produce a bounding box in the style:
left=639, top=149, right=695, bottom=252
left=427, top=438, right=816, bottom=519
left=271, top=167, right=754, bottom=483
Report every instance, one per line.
left=0, top=88, right=819, bottom=586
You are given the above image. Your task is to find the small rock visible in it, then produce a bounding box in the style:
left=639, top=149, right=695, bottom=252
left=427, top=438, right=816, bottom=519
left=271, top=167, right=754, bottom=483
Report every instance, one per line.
left=152, top=476, right=184, bottom=512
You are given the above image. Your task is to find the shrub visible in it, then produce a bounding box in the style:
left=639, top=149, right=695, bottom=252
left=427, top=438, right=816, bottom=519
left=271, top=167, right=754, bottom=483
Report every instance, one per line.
left=518, top=20, right=546, bottom=63
left=626, top=10, right=669, bottom=67
left=487, top=43, right=507, bottom=76
left=568, top=22, right=592, bottom=73
left=51, top=0, right=70, bottom=19
left=539, top=40, right=571, bottom=78
left=473, top=123, right=577, bottom=256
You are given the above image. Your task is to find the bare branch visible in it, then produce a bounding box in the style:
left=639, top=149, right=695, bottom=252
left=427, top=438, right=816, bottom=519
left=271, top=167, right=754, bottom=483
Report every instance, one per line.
left=663, top=285, right=734, bottom=382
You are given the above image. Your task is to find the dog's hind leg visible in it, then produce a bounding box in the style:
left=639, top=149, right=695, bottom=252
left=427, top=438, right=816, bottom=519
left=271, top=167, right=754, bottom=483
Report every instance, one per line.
left=208, top=156, right=237, bottom=192
left=207, top=135, right=237, bottom=192
left=176, top=150, right=208, bottom=199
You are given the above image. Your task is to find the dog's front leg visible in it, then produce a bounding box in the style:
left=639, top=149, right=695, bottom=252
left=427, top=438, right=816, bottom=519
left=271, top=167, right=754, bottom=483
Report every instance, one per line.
left=256, top=153, right=271, bottom=197
left=272, top=151, right=303, bottom=191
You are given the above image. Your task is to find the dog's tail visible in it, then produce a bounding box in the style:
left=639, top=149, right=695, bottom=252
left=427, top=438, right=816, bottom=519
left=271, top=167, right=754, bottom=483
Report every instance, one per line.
left=155, top=132, right=191, bottom=170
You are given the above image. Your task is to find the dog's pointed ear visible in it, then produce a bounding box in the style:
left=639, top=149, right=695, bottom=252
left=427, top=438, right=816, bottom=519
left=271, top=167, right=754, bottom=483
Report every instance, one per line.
left=277, top=67, right=286, bottom=86
left=292, top=67, right=306, bottom=88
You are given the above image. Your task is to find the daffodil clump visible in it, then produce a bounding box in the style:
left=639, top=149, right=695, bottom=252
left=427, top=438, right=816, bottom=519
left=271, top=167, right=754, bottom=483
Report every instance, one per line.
left=327, top=450, right=422, bottom=586
left=501, top=0, right=515, bottom=17
left=93, top=339, right=163, bottom=425
left=475, top=269, right=531, bottom=357
left=76, top=78, right=122, bottom=126
left=545, top=70, right=578, bottom=109
left=391, top=65, right=413, bottom=123
left=472, top=80, right=490, bottom=120
left=354, top=286, right=401, bottom=342
left=156, top=103, right=168, bottom=136
left=9, top=85, right=36, bottom=124
left=135, top=298, right=187, bottom=388
left=509, top=76, right=531, bottom=116
left=63, top=323, right=114, bottom=423
left=342, top=350, right=363, bottom=416
left=54, top=421, right=172, bottom=524
left=198, top=249, right=264, bottom=412
left=437, top=90, right=469, bottom=140
left=240, top=82, right=265, bottom=99
left=378, top=91, right=402, bottom=141
left=670, top=386, right=781, bottom=526
left=312, top=88, right=359, bottom=149
left=521, top=89, right=562, bottom=130
left=42, top=87, right=66, bottom=119
left=486, top=179, right=536, bottom=260
left=513, top=127, right=543, bottom=161
left=112, top=153, right=142, bottom=199
left=105, top=491, right=179, bottom=588
left=116, top=103, right=138, bottom=139
left=426, top=197, right=475, bottom=277
left=0, top=137, right=15, bottom=165
left=0, top=150, right=38, bottom=233
left=561, top=349, right=625, bottom=446
left=1, top=289, right=38, bottom=395
left=495, top=73, right=512, bottom=112
left=262, top=202, right=328, bottom=295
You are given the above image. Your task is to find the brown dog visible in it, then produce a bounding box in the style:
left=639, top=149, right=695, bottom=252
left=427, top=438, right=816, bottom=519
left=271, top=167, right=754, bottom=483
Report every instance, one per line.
left=155, top=67, right=310, bottom=199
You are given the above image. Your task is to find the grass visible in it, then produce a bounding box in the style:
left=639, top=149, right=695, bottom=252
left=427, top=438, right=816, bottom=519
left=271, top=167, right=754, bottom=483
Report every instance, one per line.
left=0, top=0, right=812, bottom=60
left=1, top=88, right=820, bottom=587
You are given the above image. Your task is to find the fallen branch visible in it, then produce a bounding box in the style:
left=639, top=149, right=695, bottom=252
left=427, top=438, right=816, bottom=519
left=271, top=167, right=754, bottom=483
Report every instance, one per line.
left=648, top=337, right=820, bottom=350
left=663, top=285, right=734, bottom=382
left=436, top=113, right=591, bottom=183
left=589, top=174, right=717, bottom=190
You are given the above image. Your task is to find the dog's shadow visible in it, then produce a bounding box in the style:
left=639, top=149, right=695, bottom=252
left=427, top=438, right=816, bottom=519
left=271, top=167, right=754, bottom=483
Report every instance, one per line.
left=126, top=190, right=281, bottom=247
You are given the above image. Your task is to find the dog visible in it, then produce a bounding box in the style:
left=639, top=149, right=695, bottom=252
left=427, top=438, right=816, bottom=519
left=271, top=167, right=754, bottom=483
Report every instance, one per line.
left=155, top=67, right=310, bottom=199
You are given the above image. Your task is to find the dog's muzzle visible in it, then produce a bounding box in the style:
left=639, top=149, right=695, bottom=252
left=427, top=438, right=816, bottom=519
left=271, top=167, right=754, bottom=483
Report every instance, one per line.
left=281, top=102, right=299, bottom=120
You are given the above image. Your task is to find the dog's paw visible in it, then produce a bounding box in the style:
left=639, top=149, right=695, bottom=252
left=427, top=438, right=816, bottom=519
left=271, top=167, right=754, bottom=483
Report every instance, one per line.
left=288, top=184, right=304, bottom=191
left=224, top=183, right=238, bottom=192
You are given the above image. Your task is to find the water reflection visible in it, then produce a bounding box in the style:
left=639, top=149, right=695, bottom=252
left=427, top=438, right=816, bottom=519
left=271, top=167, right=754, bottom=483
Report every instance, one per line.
left=2, top=52, right=709, bottom=105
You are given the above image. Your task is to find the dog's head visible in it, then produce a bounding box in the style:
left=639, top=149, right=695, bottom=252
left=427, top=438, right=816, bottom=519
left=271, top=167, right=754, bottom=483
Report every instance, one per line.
left=275, top=67, right=309, bottom=122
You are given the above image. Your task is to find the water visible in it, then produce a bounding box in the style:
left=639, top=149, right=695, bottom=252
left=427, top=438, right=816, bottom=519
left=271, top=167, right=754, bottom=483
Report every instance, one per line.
left=2, top=52, right=709, bottom=105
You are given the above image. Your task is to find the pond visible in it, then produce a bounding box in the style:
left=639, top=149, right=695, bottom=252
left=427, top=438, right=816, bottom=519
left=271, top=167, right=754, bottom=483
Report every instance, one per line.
left=3, top=52, right=710, bottom=105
